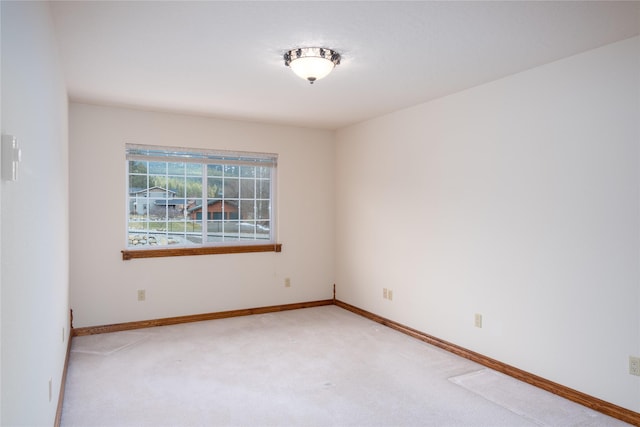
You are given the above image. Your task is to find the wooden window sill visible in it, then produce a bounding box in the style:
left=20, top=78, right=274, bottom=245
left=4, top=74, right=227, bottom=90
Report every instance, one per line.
left=122, top=243, right=282, bottom=260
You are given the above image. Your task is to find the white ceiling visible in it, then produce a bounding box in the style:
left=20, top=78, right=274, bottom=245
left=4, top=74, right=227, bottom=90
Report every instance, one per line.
left=51, top=1, right=640, bottom=130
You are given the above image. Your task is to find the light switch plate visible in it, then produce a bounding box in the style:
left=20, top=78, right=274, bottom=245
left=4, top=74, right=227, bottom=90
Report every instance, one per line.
left=2, top=134, right=21, bottom=181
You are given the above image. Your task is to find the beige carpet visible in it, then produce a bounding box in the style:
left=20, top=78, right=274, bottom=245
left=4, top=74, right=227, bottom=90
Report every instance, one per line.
left=61, top=306, right=630, bottom=426
left=449, top=369, right=617, bottom=426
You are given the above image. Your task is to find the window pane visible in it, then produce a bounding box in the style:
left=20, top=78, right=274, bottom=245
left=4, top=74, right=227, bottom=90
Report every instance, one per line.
left=150, top=199, right=169, bottom=220
left=167, top=220, right=186, bottom=233
left=224, top=165, right=239, bottom=177
left=172, top=180, right=185, bottom=197
left=208, top=164, right=223, bottom=177
left=204, top=199, right=221, bottom=220
left=129, top=197, right=149, bottom=217
left=129, top=160, right=147, bottom=174
left=187, top=199, right=204, bottom=221
left=206, top=220, right=223, bottom=239
left=156, top=235, right=182, bottom=246
left=208, top=178, right=222, bottom=197
left=256, top=166, right=270, bottom=179
left=186, top=177, right=202, bottom=198
left=149, top=175, right=168, bottom=190
left=128, top=220, right=146, bottom=231
left=148, top=162, right=166, bottom=174
left=185, top=234, right=202, bottom=245
left=129, top=233, right=150, bottom=246
left=224, top=178, right=239, bottom=198
left=129, top=174, right=147, bottom=190
left=223, top=220, right=240, bottom=240
left=239, top=200, right=255, bottom=220
left=257, top=200, right=270, bottom=220
left=167, top=162, right=185, bottom=175
left=256, top=180, right=270, bottom=199
left=239, top=221, right=256, bottom=239
left=257, top=221, right=270, bottom=238
left=240, top=179, right=255, bottom=199
left=149, top=221, right=166, bottom=232
left=184, top=216, right=201, bottom=233
left=186, top=163, right=202, bottom=177
left=240, top=166, right=256, bottom=178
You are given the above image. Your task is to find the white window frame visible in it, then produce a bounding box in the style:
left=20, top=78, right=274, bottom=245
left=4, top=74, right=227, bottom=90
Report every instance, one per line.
left=123, top=144, right=279, bottom=259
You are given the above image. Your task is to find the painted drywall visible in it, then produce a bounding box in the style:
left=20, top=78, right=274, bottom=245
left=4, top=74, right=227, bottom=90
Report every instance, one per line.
left=335, top=36, right=640, bottom=412
left=69, top=103, right=335, bottom=328
left=0, top=3, right=3, bottom=424
left=1, top=2, right=70, bottom=425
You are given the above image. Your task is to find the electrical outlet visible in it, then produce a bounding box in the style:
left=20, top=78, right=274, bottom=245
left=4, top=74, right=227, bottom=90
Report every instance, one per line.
left=388, top=290, right=393, bottom=301
left=383, top=288, right=388, bottom=299
left=137, top=289, right=146, bottom=302
left=284, top=278, right=291, bottom=288
left=630, top=356, right=640, bottom=376
left=474, top=313, right=483, bottom=328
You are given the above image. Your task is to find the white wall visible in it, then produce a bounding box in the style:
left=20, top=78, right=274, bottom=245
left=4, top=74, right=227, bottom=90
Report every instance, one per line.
left=335, top=36, right=640, bottom=412
left=69, top=103, right=335, bottom=328
left=0, top=4, right=4, bottom=424
left=1, top=2, right=69, bottom=425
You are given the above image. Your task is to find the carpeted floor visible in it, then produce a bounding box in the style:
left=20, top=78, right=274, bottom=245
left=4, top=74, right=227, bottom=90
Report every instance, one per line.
left=61, top=305, right=630, bottom=426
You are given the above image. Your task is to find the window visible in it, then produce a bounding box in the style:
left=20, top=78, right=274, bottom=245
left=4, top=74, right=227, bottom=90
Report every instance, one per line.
left=123, top=144, right=279, bottom=260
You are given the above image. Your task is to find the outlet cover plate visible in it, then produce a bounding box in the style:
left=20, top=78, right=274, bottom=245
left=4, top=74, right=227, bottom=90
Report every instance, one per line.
left=474, top=313, right=483, bottom=328
left=630, top=356, right=640, bottom=376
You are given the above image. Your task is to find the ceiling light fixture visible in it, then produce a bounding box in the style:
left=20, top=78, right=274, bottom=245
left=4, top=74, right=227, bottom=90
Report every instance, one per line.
left=284, top=47, right=341, bottom=84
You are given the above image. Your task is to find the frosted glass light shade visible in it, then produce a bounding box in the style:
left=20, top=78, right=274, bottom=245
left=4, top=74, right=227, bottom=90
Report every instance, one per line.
left=284, top=47, right=341, bottom=84
left=290, top=57, right=335, bottom=82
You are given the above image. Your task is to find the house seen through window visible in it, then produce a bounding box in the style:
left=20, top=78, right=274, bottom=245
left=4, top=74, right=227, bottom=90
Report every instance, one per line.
left=126, top=144, right=276, bottom=249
